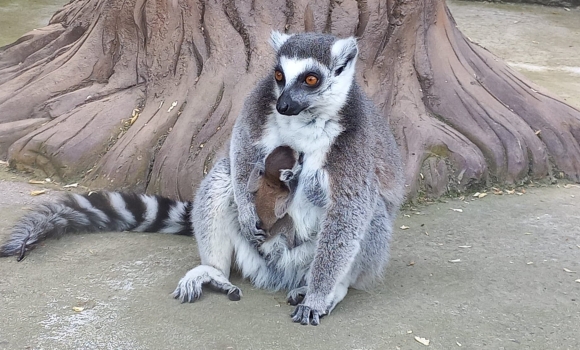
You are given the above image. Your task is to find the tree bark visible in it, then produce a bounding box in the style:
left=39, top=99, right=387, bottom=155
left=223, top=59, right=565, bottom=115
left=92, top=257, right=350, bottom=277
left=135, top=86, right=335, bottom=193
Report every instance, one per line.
left=0, top=0, right=579, bottom=201
left=461, top=0, right=580, bottom=8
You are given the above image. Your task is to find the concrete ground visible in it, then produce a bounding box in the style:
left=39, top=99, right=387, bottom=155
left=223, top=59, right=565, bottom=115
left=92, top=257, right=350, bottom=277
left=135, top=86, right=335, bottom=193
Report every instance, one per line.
left=1, top=1, right=580, bottom=349
left=0, top=167, right=579, bottom=350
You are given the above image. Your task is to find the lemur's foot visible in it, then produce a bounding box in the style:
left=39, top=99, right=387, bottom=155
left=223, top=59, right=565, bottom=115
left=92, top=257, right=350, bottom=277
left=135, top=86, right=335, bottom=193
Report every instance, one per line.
left=172, top=265, right=242, bottom=302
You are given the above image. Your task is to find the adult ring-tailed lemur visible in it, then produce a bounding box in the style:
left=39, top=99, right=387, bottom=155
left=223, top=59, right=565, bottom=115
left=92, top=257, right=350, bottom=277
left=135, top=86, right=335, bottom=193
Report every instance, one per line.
left=0, top=32, right=405, bottom=326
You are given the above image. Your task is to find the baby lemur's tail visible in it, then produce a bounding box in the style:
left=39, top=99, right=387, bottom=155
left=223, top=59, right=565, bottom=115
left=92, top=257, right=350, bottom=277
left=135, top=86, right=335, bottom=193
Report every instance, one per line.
left=0, top=191, right=193, bottom=261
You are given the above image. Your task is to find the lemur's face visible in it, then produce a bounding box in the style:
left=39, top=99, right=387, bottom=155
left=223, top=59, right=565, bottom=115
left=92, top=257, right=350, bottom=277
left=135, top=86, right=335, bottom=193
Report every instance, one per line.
left=269, top=32, right=358, bottom=117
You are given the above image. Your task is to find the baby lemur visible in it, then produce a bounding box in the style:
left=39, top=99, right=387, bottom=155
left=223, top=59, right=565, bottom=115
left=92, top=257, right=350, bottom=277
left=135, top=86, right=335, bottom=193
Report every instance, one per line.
left=247, top=146, right=301, bottom=248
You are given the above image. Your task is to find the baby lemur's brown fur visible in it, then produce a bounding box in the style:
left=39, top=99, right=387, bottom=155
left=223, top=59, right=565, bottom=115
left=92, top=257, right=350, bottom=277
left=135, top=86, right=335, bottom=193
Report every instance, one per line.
left=247, top=146, right=301, bottom=248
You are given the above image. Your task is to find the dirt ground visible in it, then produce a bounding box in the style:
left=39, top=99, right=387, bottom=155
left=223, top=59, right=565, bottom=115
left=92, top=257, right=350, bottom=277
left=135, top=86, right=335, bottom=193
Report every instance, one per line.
left=1, top=1, right=580, bottom=350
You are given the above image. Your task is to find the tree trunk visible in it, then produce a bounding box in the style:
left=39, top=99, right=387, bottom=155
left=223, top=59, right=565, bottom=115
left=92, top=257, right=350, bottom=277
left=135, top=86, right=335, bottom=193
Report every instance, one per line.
left=461, top=0, right=580, bottom=8
left=0, top=0, right=579, bottom=201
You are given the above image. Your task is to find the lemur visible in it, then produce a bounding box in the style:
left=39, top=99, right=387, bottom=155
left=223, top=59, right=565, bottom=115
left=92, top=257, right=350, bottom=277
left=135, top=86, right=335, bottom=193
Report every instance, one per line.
left=0, top=32, right=405, bottom=326
left=247, top=145, right=302, bottom=249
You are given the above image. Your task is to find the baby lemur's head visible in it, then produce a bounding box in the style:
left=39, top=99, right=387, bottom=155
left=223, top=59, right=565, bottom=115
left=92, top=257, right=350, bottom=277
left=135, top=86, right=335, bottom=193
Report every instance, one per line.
left=263, top=146, right=299, bottom=185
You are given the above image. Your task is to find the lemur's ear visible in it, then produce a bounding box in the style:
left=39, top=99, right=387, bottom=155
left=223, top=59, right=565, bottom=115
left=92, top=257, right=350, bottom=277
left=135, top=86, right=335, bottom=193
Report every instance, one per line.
left=270, top=31, right=292, bottom=52
left=247, top=165, right=263, bottom=193
left=331, top=37, right=358, bottom=74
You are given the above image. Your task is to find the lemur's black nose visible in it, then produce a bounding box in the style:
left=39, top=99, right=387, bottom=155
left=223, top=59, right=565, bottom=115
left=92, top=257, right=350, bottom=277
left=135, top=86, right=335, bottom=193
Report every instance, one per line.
left=276, top=93, right=307, bottom=116
left=277, top=101, right=290, bottom=114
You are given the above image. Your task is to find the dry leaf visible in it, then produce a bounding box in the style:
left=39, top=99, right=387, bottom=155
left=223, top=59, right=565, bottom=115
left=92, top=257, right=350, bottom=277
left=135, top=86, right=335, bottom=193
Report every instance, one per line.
left=63, top=183, right=79, bottom=188
left=449, top=259, right=461, bottom=263
left=407, top=261, right=415, bottom=266
left=400, top=225, right=410, bottom=230
left=478, top=193, right=487, bottom=198
left=563, top=268, right=576, bottom=273
left=30, top=189, right=47, bottom=196
left=28, top=180, right=45, bottom=184
left=72, top=306, right=84, bottom=312
left=506, top=189, right=515, bottom=195
left=167, top=101, right=178, bottom=112
left=129, top=108, right=140, bottom=125
left=473, top=192, right=480, bottom=197
left=450, top=208, right=463, bottom=213
left=414, top=336, right=430, bottom=346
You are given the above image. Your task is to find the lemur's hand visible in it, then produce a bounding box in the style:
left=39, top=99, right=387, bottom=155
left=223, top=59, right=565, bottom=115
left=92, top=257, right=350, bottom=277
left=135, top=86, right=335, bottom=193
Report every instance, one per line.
left=291, top=293, right=329, bottom=326
left=279, top=168, right=297, bottom=183
left=280, top=159, right=302, bottom=182
left=238, top=206, right=267, bottom=250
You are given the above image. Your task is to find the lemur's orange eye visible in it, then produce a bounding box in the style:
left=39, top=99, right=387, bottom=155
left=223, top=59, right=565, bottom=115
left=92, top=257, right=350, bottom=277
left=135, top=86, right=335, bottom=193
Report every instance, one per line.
left=275, top=70, right=284, bottom=81
left=305, top=75, right=318, bottom=86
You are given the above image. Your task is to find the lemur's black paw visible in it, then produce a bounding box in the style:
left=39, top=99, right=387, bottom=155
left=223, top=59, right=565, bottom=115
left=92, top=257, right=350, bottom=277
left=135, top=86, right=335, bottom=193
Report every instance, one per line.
left=291, top=304, right=325, bottom=326
left=227, top=287, right=242, bottom=301
left=246, top=224, right=267, bottom=251
left=279, top=169, right=296, bottom=182
left=286, top=286, right=307, bottom=306
left=250, top=233, right=267, bottom=251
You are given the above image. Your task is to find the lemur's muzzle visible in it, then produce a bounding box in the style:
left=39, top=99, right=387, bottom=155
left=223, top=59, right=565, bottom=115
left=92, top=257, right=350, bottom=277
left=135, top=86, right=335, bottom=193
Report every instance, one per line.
left=276, top=90, right=309, bottom=116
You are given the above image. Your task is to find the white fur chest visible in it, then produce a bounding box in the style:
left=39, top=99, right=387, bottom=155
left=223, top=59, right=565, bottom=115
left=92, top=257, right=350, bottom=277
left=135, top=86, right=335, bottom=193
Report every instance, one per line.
left=259, top=112, right=343, bottom=166
left=258, top=112, right=342, bottom=241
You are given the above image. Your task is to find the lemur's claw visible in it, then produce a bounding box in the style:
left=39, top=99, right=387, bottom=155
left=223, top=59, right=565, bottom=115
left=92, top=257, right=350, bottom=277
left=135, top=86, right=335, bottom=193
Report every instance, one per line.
left=291, top=304, right=325, bottom=325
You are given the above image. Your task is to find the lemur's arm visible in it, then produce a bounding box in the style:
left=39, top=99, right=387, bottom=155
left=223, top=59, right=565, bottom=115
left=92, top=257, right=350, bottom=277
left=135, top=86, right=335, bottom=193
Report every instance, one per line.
left=230, top=116, right=267, bottom=248
left=292, top=144, right=376, bottom=325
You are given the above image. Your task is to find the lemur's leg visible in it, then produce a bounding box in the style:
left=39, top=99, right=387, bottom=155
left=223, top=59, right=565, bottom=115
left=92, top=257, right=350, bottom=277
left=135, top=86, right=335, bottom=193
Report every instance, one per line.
left=292, top=198, right=392, bottom=323
left=173, top=157, right=242, bottom=302
left=314, top=200, right=392, bottom=312
left=349, top=198, right=393, bottom=291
